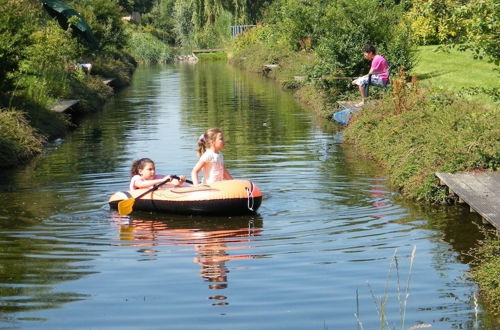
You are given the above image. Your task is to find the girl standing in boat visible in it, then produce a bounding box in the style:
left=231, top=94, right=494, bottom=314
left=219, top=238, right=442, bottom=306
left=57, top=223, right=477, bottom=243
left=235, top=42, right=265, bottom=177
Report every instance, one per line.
left=191, top=128, right=233, bottom=185
left=129, top=158, right=185, bottom=190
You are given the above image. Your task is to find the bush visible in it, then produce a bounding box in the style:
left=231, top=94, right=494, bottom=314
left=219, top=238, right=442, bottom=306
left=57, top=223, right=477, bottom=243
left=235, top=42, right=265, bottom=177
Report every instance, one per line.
left=125, top=28, right=174, bottom=64
left=12, top=20, right=81, bottom=106
left=75, top=0, right=127, bottom=53
left=0, top=109, right=46, bottom=167
left=311, top=0, right=415, bottom=80
left=0, top=0, right=41, bottom=91
left=193, top=10, right=233, bottom=49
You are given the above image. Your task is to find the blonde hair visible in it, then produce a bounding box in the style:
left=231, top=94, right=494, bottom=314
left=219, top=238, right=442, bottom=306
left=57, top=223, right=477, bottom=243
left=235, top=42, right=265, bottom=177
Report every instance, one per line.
left=197, top=127, right=222, bottom=157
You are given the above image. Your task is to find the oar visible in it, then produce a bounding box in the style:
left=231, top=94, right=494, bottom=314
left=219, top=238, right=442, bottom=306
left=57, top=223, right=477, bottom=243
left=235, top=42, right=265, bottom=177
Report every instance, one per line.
left=171, top=175, right=194, bottom=185
left=118, top=177, right=173, bottom=216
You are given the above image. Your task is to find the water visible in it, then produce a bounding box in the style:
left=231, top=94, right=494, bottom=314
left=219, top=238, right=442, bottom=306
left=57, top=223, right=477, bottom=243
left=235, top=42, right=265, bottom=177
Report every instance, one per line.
left=0, top=63, right=496, bottom=329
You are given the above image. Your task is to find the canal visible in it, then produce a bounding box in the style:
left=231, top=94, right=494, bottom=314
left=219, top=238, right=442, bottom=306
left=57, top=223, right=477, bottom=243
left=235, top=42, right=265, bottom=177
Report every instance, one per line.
left=0, top=63, right=496, bottom=329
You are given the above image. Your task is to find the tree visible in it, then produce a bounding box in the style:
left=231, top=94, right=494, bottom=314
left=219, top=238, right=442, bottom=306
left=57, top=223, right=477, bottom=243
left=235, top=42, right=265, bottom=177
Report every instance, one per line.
left=454, top=0, right=499, bottom=65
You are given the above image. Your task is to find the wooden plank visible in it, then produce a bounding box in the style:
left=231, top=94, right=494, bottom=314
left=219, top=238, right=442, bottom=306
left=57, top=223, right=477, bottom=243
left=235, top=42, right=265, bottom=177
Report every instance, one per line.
left=337, top=101, right=359, bottom=109
left=50, top=99, right=79, bottom=113
left=101, top=78, right=115, bottom=85
left=192, top=49, right=225, bottom=53
left=321, top=75, right=356, bottom=80
left=436, top=172, right=500, bottom=229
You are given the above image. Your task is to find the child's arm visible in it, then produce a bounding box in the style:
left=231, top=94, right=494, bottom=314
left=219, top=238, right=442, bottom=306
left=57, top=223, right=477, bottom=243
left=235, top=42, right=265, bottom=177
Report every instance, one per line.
left=133, top=176, right=171, bottom=189
left=165, top=175, right=186, bottom=187
left=191, top=159, right=205, bottom=185
left=223, top=167, right=233, bottom=180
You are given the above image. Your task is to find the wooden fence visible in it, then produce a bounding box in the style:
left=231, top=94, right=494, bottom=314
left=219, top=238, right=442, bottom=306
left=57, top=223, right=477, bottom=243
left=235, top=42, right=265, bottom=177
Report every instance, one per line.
left=230, top=25, right=256, bottom=37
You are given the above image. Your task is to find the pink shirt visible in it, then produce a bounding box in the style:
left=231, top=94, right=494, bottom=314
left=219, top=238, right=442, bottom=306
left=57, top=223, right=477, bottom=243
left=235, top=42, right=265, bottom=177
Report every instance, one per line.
left=371, top=55, right=389, bottom=83
left=129, top=174, right=164, bottom=191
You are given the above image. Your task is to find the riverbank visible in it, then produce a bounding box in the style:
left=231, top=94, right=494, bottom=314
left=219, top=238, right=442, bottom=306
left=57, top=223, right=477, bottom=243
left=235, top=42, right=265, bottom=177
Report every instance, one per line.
left=0, top=55, right=136, bottom=168
left=229, top=45, right=499, bottom=202
left=228, top=44, right=499, bottom=318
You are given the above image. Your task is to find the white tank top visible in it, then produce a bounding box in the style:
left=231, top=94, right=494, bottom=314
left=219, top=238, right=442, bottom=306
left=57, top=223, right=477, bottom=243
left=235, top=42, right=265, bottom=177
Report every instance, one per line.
left=199, top=149, right=224, bottom=184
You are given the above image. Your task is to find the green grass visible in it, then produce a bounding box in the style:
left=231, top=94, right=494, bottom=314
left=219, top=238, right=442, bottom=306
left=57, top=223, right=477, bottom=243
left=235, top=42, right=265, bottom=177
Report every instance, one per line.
left=412, top=45, right=499, bottom=90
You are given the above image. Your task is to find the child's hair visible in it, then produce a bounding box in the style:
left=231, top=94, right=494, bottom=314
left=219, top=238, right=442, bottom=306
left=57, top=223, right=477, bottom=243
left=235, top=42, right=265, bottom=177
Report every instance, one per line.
left=130, top=158, right=154, bottom=177
left=197, top=127, right=223, bottom=157
left=363, top=44, right=376, bottom=54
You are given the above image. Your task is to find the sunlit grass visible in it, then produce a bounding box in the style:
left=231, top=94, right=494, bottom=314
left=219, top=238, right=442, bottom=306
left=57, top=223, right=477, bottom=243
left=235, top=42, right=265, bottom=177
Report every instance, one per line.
left=412, top=45, right=498, bottom=90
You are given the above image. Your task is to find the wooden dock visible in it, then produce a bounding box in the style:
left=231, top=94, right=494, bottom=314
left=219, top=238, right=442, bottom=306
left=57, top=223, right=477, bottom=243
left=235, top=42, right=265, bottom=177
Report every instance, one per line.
left=192, top=49, right=225, bottom=54
left=337, top=101, right=360, bottom=109
left=101, top=78, right=115, bottom=85
left=50, top=99, right=79, bottom=113
left=436, top=172, right=500, bottom=229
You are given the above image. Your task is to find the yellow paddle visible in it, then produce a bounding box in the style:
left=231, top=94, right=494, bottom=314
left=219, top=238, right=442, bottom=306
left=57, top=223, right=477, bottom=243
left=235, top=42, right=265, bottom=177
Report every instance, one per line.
left=118, top=176, right=173, bottom=216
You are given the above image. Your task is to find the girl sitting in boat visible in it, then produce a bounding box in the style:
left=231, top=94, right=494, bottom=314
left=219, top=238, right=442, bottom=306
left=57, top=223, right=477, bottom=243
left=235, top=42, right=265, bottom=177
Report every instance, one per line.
left=130, top=158, right=186, bottom=190
left=191, top=128, right=233, bottom=185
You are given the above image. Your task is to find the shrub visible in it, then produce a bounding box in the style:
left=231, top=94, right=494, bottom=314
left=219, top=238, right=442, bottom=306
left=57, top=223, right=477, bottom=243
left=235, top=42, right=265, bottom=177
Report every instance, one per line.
left=125, top=28, right=174, bottom=64
left=0, top=109, right=46, bottom=168
left=0, top=0, right=39, bottom=90
left=12, top=20, right=81, bottom=106
left=75, top=0, right=127, bottom=53
left=311, top=0, right=415, bottom=79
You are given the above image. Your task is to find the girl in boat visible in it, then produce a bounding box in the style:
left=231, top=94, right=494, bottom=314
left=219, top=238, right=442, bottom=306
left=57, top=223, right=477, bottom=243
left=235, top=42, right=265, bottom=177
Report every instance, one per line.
left=130, top=158, right=186, bottom=190
left=191, top=128, right=233, bottom=185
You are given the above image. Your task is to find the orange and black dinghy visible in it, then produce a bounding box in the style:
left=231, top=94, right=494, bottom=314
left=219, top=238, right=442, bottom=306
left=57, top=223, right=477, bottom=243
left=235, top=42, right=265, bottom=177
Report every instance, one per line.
left=109, top=179, right=262, bottom=216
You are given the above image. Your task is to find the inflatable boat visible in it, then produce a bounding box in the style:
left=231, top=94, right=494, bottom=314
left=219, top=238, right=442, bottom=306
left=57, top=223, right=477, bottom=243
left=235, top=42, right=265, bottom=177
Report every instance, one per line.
left=109, top=179, right=262, bottom=216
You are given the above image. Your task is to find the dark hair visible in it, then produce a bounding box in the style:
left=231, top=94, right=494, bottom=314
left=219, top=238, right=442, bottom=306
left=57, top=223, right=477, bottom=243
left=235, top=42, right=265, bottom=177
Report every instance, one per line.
left=362, top=45, right=376, bottom=54
left=130, top=158, right=154, bottom=177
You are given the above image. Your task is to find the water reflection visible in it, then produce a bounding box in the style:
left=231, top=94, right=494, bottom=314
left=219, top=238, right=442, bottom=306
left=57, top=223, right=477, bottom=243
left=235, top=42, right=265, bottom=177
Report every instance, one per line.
left=113, top=214, right=263, bottom=306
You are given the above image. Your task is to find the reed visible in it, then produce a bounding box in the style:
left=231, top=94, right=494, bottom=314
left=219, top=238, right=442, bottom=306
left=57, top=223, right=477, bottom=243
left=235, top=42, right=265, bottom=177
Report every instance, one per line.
left=355, top=246, right=425, bottom=330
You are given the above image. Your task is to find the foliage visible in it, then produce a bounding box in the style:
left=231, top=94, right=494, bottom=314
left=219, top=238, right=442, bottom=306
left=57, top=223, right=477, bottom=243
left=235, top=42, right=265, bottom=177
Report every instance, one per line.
left=74, top=0, right=127, bottom=53
left=343, top=78, right=499, bottom=202
left=125, top=27, right=175, bottom=63
left=91, top=53, right=136, bottom=87
left=264, top=0, right=323, bottom=50
left=67, top=75, right=114, bottom=112
left=404, top=0, right=499, bottom=65
left=118, top=0, right=155, bottom=13
left=193, top=10, right=233, bottom=49
left=0, top=109, right=46, bottom=168
left=468, top=229, right=500, bottom=317
left=230, top=25, right=294, bottom=76
left=11, top=21, right=81, bottom=106
left=0, top=0, right=40, bottom=91
left=141, top=0, right=176, bottom=44
left=453, top=0, right=499, bottom=65
left=404, top=0, right=465, bottom=45
left=310, top=0, right=415, bottom=80
left=173, top=0, right=195, bottom=48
